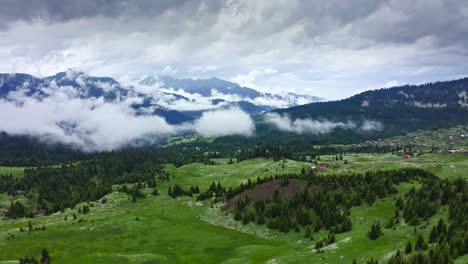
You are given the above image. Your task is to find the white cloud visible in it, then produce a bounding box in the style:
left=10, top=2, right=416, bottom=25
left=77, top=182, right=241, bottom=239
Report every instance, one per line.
left=0, top=96, right=175, bottom=151
left=194, top=107, right=255, bottom=137
left=92, top=80, right=118, bottom=92
left=230, top=68, right=278, bottom=91
left=0, top=81, right=260, bottom=151
left=383, top=80, right=400, bottom=88
left=361, top=120, right=384, bottom=132
left=161, top=65, right=178, bottom=75
left=263, top=113, right=356, bottom=134
left=263, top=113, right=383, bottom=134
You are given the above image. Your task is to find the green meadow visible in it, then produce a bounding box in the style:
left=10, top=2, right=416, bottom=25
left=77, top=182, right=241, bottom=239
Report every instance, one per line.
left=308, top=153, right=468, bottom=179
left=0, top=166, right=25, bottom=178
left=164, top=158, right=312, bottom=188
left=0, top=153, right=466, bottom=263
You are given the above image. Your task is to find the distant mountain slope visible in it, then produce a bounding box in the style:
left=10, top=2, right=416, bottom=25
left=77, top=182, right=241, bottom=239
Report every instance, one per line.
left=0, top=72, right=129, bottom=100
left=211, top=77, right=468, bottom=148
left=158, top=76, right=262, bottom=98
left=0, top=131, right=88, bottom=166
left=137, top=75, right=323, bottom=109
left=266, top=78, right=468, bottom=135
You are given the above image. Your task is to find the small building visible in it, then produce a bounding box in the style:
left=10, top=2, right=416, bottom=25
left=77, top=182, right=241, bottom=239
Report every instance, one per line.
left=318, top=165, right=328, bottom=171
left=402, top=154, right=411, bottom=159
left=308, top=165, right=328, bottom=172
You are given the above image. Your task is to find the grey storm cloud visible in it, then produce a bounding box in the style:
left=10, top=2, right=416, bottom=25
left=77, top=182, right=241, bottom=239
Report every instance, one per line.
left=0, top=0, right=467, bottom=99
left=0, top=0, right=210, bottom=28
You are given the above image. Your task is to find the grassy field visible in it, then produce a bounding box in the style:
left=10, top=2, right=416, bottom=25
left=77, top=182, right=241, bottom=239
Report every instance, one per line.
left=0, top=166, right=25, bottom=178
left=164, top=134, right=214, bottom=146
left=0, top=193, right=11, bottom=208
left=0, top=181, right=442, bottom=264
left=308, top=153, right=468, bottom=180
left=165, top=158, right=311, bottom=188
left=0, top=154, right=466, bottom=263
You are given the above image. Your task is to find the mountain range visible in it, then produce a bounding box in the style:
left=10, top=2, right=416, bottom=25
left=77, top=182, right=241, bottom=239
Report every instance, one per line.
left=1, top=71, right=467, bottom=159
left=0, top=70, right=322, bottom=124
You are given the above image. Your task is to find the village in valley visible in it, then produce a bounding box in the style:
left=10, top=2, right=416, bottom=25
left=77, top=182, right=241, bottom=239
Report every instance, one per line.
left=355, top=126, right=468, bottom=155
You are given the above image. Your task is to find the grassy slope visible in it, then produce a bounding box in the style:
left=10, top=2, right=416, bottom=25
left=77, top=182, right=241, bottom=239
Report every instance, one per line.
left=0, top=166, right=25, bottom=178
left=0, top=167, right=26, bottom=209
left=165, top=158, right=311, bottom=188
left=0, top=155, right=466, bottom=263
left=0, top=193, right=10, bottom=208
left=0, top=192, right=286, bottom=264
left=314, top=153, right=468, bottom=180
left=384, top=125, right=468, bottom=151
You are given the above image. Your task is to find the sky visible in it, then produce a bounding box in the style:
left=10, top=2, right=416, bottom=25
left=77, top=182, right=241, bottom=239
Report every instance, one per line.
left=1, top=0, right=467, bottom=99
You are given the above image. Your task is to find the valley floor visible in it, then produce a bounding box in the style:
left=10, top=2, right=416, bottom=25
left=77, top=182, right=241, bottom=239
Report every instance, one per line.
left=0, top=154, right=467, bottom=263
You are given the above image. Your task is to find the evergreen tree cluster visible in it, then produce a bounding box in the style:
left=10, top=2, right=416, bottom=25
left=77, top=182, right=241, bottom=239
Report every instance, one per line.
left=168, top=184, right=200, bottom=198
left=0, top=149, right=178, bottom=217
left=235, top=145, right=293, bottom=162
left=385, top=176, right=467, bottom=264
left=118, top=183, right=146, bottom=202
left=197, top=181, right=227, bottom=201
left=19, top=248, right=50, bottom=264
left=367, top=222, right=383, bottom=240
left=196, top=177, right=274, bottom=202
left=229, top=168, right=426, bottom=235
left=314, top=233, right=336, bottom=249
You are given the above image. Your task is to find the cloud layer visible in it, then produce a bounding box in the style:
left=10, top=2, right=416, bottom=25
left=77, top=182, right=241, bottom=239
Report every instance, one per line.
left=193, top=107, right=255, bottom=137
left=0, top=85, right=382, bottom=151
left=0, top=96, right=175, bottom=151
left=0, top=82, right=256, bottom=151
left=263, top=113, right=383, bottom=134
left=0, top=0, right=467, bottom=99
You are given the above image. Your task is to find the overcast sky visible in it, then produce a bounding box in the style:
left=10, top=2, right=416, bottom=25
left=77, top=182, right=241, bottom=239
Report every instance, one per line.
left=1, top=0, right=467, bottom=99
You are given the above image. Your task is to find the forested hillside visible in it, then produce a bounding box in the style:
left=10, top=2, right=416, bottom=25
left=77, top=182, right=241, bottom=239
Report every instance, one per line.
left=216, top=78, right=468, bottom=147
left=275, top=78, right=468, bottom=132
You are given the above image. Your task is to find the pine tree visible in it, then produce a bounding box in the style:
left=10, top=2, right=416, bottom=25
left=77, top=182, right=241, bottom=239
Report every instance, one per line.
left=388, top=250, right=404, bottom=264
left=429, top=225, right=437, bottom=243
left=315, top=240, right=324, bottom=249
left=40, top=248, right=50, bottom=264
left=257, top=214, right=265, bottom=225
left=304, top=226, right=311, bottom=238
left=415, top=234, right=427, bottom=251
left=404, top=241, right=412, bottom=254
left=368, top=222, right=382, bottom=240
